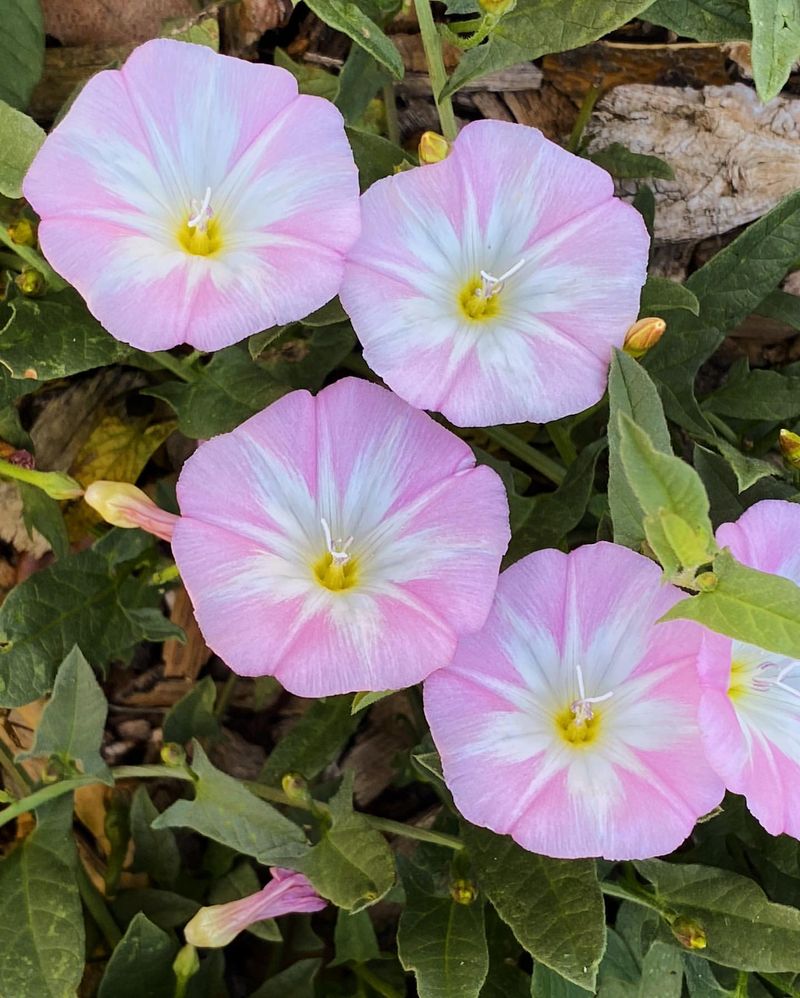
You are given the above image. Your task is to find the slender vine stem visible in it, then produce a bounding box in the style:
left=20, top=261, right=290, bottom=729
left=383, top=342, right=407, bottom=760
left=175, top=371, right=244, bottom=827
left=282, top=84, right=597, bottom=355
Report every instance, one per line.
left=353, top=964, right=405, bottom=998
left=214, top=673, right=239, bottom=720
left=383, top=83, right=401, bottom=146
left=76, top=862, right=123, bottom=949
left=0, top=764, right=464, bottom=850
left=412, top=0, right=457, bottom=141
left=485, top=426, right=566, bottom=485
left=149, top=351, right=196, bottom=382
left=705, top=411, right=739, bottom=445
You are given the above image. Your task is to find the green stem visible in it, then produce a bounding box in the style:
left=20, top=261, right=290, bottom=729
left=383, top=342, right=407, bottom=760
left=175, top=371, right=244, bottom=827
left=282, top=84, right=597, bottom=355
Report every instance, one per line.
left=706, top=412, right=739, bottom=446
left=353, top=964, right=404, bottom=998
left=76, top=862, right=123, bottom=948
left=0, top=226, right=66, bottom=290
left=214, top=673, right=239, bottom=720
left=0, top=457, right=83, bottom=500
left=0, top=739, right=32, bottom=796
left=734, top=970, right=749, bottom=998
left=599, top=879, right=663, bottom=914
left=412, top=0, right=457, bottom=141
left=567, top=86, right=600, bottom=154
left=366, top=815, right=463, bottom=850
left=0, top=774, right=99, bottom=829
left=547, top=422, right=577, bottom=466
left=485, top=426, right=566, bottom=485
left=383, top=83, right=401, bottom=146
left=149, top=351, right=196, bottom=382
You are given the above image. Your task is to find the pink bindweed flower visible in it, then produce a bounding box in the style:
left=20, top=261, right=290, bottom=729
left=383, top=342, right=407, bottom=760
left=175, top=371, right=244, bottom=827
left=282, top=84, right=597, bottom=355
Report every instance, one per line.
left=424, top=543, right=724, bottom=860
left=23, top=39, right=360, bottom=352
left=698, top=500, right=800, bottom=838
left=184, top=868, right=326, bottom=948
left=339, top=120, right=649, bottom=427
left=171, top=377, right=510, bottom=697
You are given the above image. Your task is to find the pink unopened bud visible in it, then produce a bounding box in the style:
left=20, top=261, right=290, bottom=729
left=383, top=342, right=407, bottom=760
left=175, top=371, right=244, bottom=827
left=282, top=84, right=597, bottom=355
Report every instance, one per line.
left=184, top=868, right=326, bottom=948
left=84, top=481, right=179, bottom=541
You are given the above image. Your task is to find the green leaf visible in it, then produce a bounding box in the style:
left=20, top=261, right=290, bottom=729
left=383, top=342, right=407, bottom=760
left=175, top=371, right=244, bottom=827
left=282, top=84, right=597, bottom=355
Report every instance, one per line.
left=442, top=1, right=653, bottom=97
left=617, top=412, right=716, bottom=572
left=505, top=440, right=605, bottom=564
left=589, top=143, right=674, bottom=180
left=129, top=785, right=181, bottom=888
left=17, top=645, right=111, bottom=780
left=663, top=548, right=800, bottom=659
left=636, top=858, right=800, bottom=972
left=98, top=913, right=179, bottom=998
left=261, top=694, right=361, bottom=784
left=704, top=363, right=800, bottom=421
left=301, top=0, right=404, bottom=78
left=248, top=958, right=323, bottom=998
left=300, top=772, right=395, bottom=911
left=145, top=345, right=286, bottom=439
left=462, top=825, right=605, bottom=990
left=0, top=537, right=181, bottom=707
left=531, top=964, right=588, bottom=996
left=152, top=742, right=309, bottom=867
left=163, top=675, right=220, bottom=745
left=274, top=47, right=339, bottom=100
left=0, top=0, right=44, bottom=110
left=331, top=907, right=381, bottom=965
left=18, top=482, right=69, bottom=559
left=645, top=189, right=800, bottom=434
left=111, top=888, right=199, bottom=932
left=694, top=444, right=797, bottom=526
left=161, top=13, right=220, bottom=48
left=0, top=798, right=83, bottom=998
left=639, top=276, right=700, bottom=317
left=346, top=126, right=410, bottom=190
left=336, top=43, right=391, bottom=123
left=0, top=289, right=133, bottom=381
left=0, top=99, right=43, bottom=197
left=644, top=0, right=752, bottom=39
left=351, top=689, right=395, bottom=714
left=397, top=857, right=488, bottom=998
left=749, top=0, right=800, bottom=101
left=713, top=437, right=777, bottom=491
left=637, top=941, right=684, bottom=997
left=607, top=349, right=672, bottom=550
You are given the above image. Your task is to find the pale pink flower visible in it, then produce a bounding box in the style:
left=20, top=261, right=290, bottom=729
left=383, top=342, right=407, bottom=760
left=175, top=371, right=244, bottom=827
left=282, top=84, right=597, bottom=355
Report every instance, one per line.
left=424, top=543, right=724, bottom=860
left=339, top=120, right=649, bottom=427
left=24, top=39, right=360, bottom=352
left=172, top=377, right=510, bottom=697
left=698, top=500, right=800, bottom=838
left=185, top=868, right=326, bottom=948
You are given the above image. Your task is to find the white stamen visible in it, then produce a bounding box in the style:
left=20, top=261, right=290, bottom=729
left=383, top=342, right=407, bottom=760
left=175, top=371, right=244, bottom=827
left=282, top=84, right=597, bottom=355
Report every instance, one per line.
left=570, top=664, right=614, bottom=724
left=321, top=517, right=353, bottom=566
left=475, top=258, right=527, bottom=299
left=188, top=187, right=214, bottom=232
left=753, top=661, right=800, bottom=699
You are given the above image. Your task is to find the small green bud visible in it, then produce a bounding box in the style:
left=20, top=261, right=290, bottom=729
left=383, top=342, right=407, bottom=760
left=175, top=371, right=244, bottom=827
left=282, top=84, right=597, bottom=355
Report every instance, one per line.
left=173, top=943, right=200, bottom=998
left=695, top=571, right=718, bottom=592
left=418, top=131, right=451, bottom=165
left=14, top=268, right=45, bottom=297
left=161, top=742, right=186, bottom=767
left=281, top=772, right=311, bottom=806
left=479, top=0, right=516, bottom=15
left=450, top=879, right=478, bottom=905
left=670, top=915, right=707, bottom=950
left=7, top=219, right=36, bottom=246
left=780, top=429, right=800, bottom=470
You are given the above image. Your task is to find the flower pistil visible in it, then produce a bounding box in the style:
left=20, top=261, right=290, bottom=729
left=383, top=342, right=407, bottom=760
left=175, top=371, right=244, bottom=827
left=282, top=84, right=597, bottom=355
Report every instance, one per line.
left=458, top=259, right=526, bottom=321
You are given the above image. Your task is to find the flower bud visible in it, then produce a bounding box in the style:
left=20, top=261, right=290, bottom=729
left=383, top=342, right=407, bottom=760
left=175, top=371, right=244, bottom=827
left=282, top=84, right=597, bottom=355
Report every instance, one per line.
left=173, top=943, right=200, bottom=998
left=14, top=268, right=45, bottom=297
left=281, top=772, right=311, bottom=806
left=418, top=131, right=451, bottom=165
left=84, top=481, right=179, bottom=541
left=450, top=878, right=478, bottom=905
left=670, top=915, right=707, bottom=950
left=0, top=457, right=85, bottom=500
left=624, top=317, right=666, bottom=359
left=694, top=571, right=718, bottom=592
left=161, top=742, right=187, bottom=767
left=779, top=429, right=800, bottom=470
left=185, top=868, right=326, bottom=948
left=7, top=219, right=36, bottom=246
left=479, top=0, right=516, bottom=14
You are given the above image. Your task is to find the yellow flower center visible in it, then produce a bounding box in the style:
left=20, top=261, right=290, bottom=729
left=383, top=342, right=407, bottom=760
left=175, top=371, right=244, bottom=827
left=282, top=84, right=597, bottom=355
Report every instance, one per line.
left=177, top=186, right=222, bottom=257
left=555, top=705, right=603, bottom=746
left=728, top=659, right=749, bottom=701
left=313, top=551, right=359, bottom=591
left=459, top=277, right=501, bottom=321
left=177, top=216, right=223, bottom=256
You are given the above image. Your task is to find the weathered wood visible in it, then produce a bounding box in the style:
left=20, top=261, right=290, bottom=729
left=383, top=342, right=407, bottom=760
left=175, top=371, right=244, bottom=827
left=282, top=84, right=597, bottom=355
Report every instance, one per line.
left=587, top=83, right=800, bottom=242
left=42, top=0, right=194, bottom=46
